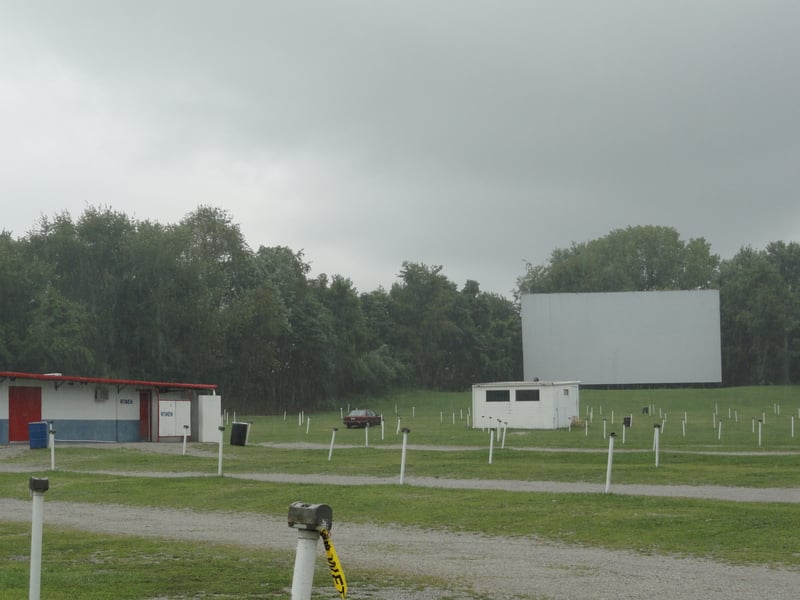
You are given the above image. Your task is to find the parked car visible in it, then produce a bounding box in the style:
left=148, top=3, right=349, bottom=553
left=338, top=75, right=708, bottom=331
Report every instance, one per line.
left=343, top=409, right=382, bottom=428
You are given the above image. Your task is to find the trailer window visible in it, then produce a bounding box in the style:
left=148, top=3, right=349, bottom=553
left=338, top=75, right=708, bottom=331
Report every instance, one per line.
left=486, top=390, right=510, bottom=402
left=516, top=389, right=540, bottom=402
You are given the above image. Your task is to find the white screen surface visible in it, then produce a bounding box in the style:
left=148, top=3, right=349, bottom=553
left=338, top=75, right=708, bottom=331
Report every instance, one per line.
left=521, top=290, right=721, bottom=385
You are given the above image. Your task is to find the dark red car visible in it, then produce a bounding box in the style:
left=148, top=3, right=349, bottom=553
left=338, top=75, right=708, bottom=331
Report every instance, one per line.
left=343, top=409, right=382, bottom=428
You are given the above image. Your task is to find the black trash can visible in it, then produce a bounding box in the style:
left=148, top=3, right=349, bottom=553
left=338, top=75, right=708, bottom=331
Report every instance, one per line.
left=28, top=422, right=48, bottom=449
left=230, top=422, right=250, bottom=446
left=622, top=416, right=632, bottom=428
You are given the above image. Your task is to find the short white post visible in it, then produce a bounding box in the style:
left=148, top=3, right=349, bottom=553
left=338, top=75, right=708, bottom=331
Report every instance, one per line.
left=364, top=423, right=369, bottom=447
left=440, top=411, right=443, bottom=423
left=288, top=501, right=333, bottom=600
left=328, top=428, right=337, bottom=461
left=488, top=429, right=495, bottom=465
left=396, top=418, right=401, bottom=435
left=653, top=424, right=661, bottom=468
left=298, top=412, right=302, bottom=427
left=762, top=412, right=767, bottom=425
left=682, top=420, right=686, bottom=437
left=29, top=477, right=49, bottom=600
left=758, top=419, right=763, bottom=447
left=217, top=425, right=225, bottom=476
left=752, top=417, right=756, bottom=433
left=306, top=417, right=311, bottom=435
left=611, top=410, right=614, bottom=424
left=340, top=407, right=343, bottom=420
left=712, top=412, right=716, bottom=429
left=381, top=418, right=385, bottom=440
left=604, top=433, right=616, bottom=493
left=412, top=406, right=415, bottom=418
left=603, top=418, right=607, bottom=440
left=585, top=420, right=589, bottom=437
left=684, top=411, right=687, bottom=423
left=48, top=423, right=56, bottom=471
left=792, top=416, right=795, bottom=439
left=501, top=422, right=507, bottom=449
left=182, top=424, right=189, bottom=456
left=291, top=528, right=319, bottom=600
left=622, top=422, right=627, bottom=444
left=717, top=420, right=722, bottom=441
left=735, top=409, right=738, bottom=422
left=399, top=428, right=411, bottom=484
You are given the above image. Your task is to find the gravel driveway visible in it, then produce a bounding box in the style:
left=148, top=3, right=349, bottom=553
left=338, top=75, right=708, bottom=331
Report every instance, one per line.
left=2, top=443, right=800, bottom=599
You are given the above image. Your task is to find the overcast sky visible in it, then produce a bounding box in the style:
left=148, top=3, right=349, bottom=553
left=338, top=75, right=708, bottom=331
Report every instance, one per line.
left=1, top=1, right=798, bottom=297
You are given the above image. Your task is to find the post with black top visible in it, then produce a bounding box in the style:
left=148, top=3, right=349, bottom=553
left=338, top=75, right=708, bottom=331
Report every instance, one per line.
left=48, top=422, right=56, bottom=471
left=217, top=425, right=225, bottom=476
left=328, top=428, right=337, bottom=461
left=604, top=433, right=616, bottom=493
left=29, top=477, right=49, bottom=600
left=288, top=501, right=333, bottom=600
left=653, top=423, right=661, bottom=468
left=182, top=424, right=190, bottom=456
left=399, top=427, right=411, bottom=485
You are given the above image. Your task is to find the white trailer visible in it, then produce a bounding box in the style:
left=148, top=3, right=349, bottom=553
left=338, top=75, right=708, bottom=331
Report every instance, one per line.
left=471, top=381, right=579, bottom=430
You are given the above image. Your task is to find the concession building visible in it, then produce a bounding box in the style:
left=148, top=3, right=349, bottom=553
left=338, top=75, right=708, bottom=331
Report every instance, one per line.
left=0, top=371, right=221, bottom=444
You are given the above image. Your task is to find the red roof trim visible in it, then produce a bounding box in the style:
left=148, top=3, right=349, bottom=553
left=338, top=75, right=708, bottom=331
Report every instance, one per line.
left=0, top=371, right=217, bottom=391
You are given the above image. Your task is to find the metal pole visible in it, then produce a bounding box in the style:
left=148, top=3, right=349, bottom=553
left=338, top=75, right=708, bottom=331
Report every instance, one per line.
left=328, top=428, right=337, bottom=461
left=654, top=424, right=661, bottom=468
left=182, top=424, right=189, bottom=456
left=399, top=428, right=411, bottom=484
left=604, top=433, right=616, bottom=493
left=48, top=423, right=56, bottom=471
left=217, top=425, right=225, bottom=476
left=29, top=477, right=49, bottom=600
left=287, top=502, right=334, bottom=600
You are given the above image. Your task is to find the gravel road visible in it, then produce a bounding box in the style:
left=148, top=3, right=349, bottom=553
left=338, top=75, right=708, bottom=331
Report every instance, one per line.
left=3, top=443, right=800, bottom=599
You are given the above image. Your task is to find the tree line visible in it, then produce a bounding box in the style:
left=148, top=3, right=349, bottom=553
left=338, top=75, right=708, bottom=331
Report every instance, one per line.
left=2, top=212, right=796, bottom=412
left=516, top=225, right=800, bottom=386
left=0, top=206, right=521, bottom=412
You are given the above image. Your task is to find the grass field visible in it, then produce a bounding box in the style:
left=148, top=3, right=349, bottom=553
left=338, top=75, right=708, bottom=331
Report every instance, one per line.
left=3, top=386, right=800, bottom=598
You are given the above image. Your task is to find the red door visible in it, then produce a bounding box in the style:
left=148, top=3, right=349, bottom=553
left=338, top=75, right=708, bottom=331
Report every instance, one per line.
left=9, top=386, right=42, bottom=442
left=139, top=391, right=152, bottom=441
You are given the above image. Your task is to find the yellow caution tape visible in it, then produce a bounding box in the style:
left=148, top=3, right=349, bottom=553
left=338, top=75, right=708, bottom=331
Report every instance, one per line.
left=319, top=528, right=347, bottom=599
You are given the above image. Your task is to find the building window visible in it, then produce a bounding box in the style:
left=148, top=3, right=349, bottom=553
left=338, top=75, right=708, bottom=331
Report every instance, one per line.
left=563, top=388, right=570, bottom=396
left=516, top=389, right=540, bottom=402
left=486, top=390, right=510, bottom=402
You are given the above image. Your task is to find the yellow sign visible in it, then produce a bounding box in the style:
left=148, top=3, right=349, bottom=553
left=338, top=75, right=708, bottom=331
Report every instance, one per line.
left=319, top=528, right=347, bottom=599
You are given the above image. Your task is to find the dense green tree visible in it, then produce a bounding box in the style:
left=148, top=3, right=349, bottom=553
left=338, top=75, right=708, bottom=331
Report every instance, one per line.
left=517, top=225, right=720, bottom=295
left=719, top=243, right=800, bottom=384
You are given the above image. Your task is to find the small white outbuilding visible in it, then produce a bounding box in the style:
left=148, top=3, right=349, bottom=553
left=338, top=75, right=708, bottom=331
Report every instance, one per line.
left=471, top=381, right=580, bottom=430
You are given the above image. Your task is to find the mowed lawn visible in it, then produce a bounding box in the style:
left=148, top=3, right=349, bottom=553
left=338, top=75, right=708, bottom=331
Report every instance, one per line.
left=3, top=386, right=800, bottom=598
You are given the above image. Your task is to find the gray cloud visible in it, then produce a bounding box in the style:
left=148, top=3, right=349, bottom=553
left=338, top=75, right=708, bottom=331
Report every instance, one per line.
left=1, top=1, right=799, bottom=296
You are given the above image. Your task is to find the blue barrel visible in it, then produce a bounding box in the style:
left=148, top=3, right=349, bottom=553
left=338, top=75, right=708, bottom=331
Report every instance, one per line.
left=28, top=422, right=48, bottom=449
